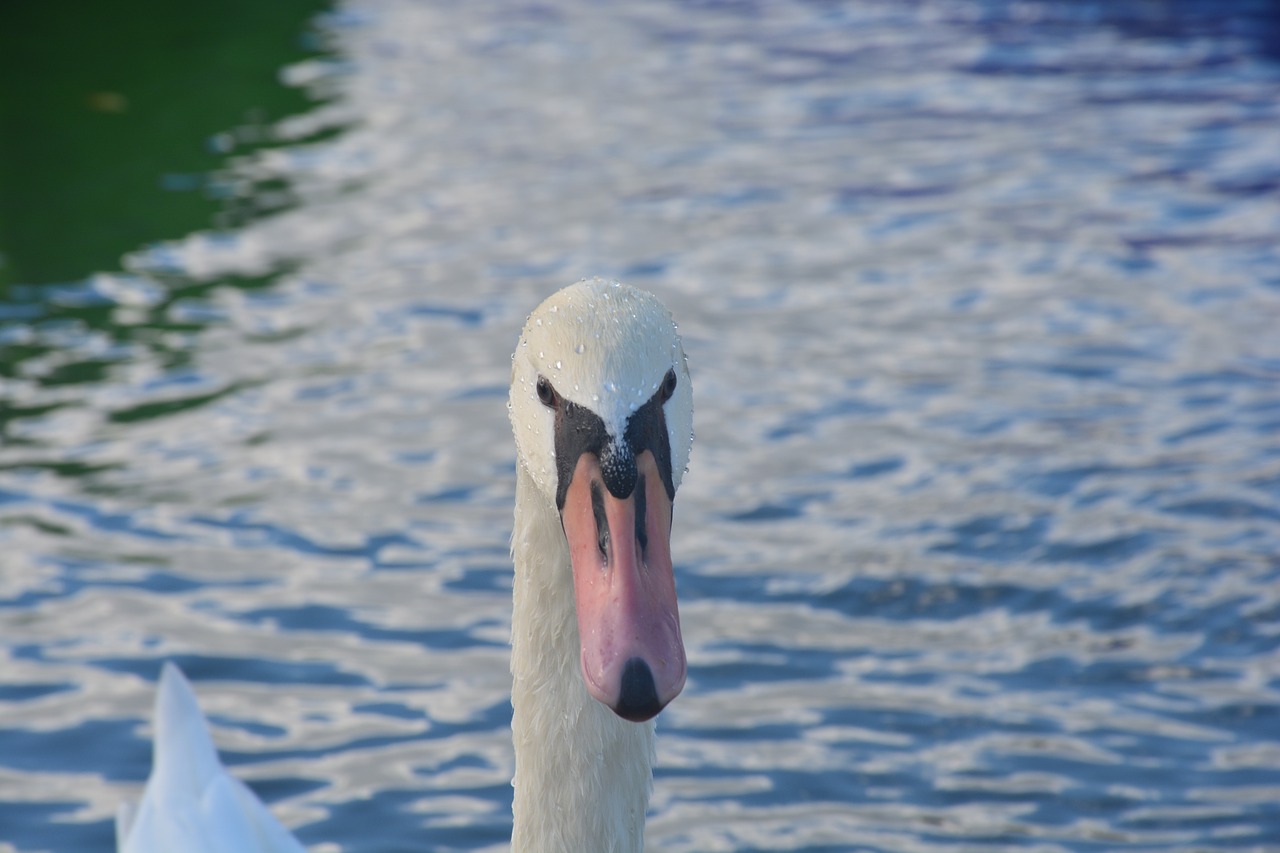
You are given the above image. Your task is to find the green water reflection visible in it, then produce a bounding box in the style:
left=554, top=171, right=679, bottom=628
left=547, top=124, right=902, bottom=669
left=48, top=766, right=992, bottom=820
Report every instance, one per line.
left=0, top=0, right=331, bottom=289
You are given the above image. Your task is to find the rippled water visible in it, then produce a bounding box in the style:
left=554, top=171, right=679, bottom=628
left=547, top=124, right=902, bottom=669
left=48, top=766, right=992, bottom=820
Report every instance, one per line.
left=3, top=1, right=1280, bottom=851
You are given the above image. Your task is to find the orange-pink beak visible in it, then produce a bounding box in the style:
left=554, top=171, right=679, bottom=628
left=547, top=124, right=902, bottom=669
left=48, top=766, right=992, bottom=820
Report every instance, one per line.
left=560, top=450, right=686, bottom=721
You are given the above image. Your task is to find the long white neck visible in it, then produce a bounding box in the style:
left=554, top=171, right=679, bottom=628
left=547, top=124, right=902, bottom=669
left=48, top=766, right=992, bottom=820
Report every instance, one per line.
left=510, top=463, right=655, bottom=853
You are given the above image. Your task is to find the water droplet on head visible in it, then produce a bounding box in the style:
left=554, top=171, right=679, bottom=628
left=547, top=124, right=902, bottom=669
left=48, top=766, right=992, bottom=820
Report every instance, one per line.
left=575, top=343, right=584, bottom=354
left=554, top=360, right=562, bottom=370
left=535, top=318, right=542, bottom=326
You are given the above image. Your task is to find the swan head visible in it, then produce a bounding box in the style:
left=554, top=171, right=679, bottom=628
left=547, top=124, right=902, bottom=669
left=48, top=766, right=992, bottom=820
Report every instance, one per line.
left=511, top=278, right=692, bottom=722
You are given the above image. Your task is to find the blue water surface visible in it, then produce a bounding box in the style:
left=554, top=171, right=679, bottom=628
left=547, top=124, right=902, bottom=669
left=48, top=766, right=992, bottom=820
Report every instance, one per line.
left=2, top=1, right=1279, bottom=851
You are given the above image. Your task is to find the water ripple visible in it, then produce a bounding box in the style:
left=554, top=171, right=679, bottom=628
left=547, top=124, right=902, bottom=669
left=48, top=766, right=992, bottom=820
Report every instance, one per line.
left=2, top=0, right=1280, bottom=851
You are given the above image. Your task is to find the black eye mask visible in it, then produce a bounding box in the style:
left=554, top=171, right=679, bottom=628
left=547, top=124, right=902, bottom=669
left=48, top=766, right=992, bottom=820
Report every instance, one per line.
left=542, top=372, right=677, bottom=511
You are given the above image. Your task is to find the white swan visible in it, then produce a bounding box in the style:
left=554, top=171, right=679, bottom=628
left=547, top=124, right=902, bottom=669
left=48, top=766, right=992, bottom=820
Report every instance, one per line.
left=118, top=278, right=694, bottom=853
left=116, top=663, right=308, bottom=853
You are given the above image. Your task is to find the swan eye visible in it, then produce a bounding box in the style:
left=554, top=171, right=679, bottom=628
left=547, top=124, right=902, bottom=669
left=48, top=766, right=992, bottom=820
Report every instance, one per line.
left=536, top=376, right=559, bottom=408
left=659, top=368, right=677, bottom=403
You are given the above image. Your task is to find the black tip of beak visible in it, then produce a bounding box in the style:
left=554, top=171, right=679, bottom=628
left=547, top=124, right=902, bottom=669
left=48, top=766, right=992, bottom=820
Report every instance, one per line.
left=612, top=657, right=663, bottom=722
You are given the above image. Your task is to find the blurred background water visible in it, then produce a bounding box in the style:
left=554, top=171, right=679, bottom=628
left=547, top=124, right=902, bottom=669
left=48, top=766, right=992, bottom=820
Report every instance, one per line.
left=2, top=1, right=1280, bottom=851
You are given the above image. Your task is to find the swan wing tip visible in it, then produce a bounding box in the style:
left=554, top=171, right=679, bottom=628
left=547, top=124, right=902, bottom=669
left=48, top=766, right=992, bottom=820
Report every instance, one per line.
left=153, top=661, right=224, bottom=787
left=121, top=662, right=310, bottom=853
left=115, top=800, right=136, bottom=852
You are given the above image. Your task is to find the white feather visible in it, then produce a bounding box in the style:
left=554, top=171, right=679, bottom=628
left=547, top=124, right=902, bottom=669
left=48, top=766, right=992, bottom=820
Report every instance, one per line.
left=117, top=662, right=307, bottom=853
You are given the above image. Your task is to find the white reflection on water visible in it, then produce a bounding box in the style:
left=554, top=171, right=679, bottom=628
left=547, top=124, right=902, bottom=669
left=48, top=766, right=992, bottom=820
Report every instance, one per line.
left=2, top=0, right=1280, bottom=851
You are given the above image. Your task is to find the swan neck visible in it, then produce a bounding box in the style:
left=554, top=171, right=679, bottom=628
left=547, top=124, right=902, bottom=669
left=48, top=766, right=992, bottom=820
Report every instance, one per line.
left=510, top=463, right=654, bottom=853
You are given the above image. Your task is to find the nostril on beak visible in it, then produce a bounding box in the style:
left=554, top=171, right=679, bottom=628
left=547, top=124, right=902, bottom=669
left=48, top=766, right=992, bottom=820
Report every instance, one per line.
left=613, top=657, right=662, bottom=722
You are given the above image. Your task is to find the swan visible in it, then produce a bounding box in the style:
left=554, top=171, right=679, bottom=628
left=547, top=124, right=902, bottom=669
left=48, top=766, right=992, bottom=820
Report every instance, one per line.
left=117, top=278, right=694, bottom=853
left=116, top=662, right=308, bottom=853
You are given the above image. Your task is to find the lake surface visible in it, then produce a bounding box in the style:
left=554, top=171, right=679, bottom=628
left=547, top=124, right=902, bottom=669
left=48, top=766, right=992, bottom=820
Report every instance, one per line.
left=2, top=1, right=1280, bottom=851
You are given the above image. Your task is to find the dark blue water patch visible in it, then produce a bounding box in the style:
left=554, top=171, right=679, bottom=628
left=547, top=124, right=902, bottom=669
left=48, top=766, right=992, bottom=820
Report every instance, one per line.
left=1073, top=658, right=1194, bottom=690
left=726, top=489, right=829, bottom=522
left=677, top=571, right=770, bottom=611
left=490, top=257, right=567, bottom=280
left=1175, top=367, right=1275, bottom=389
left=1254, top=417, right=1280, bottom=437
left=960, top=22, right=1241, bottom=75
left=404, top=302, right=485, bottom=326
left=370, top=553, right=436, bottom=572
left=1038, top=531, right=1159, bottom=565
left=1161, top=497, right=1280, bottom=521
left=189, top=512, right=422, bottom=563
left=681, top=571, right=1071, bottom=626
left=924, top=409, right=1013, bottom=436
left=619, top=258, right=668, bottom=278
left=416, top=484, right=481, bottom=504
left=207, top=713, right=289, bottom=739
left=1163, top=419, right=1232, bottom=444
left=225, top=730, right=430, bottom=771
left=47, top=496, right=186, bottom=541
left=951, top=288, right=984, bottom=311
left=928, top=514, right=1052, bottom=562
left=0, top=486, right=31, bottom=506
left=843, top=456, right=904, bottom=479
left=0, top=301, right=46, bottom=321
left=1020, top=459, right=1199, bottom=499
left=295, top=376, right=356, bottom=401
left=233, top=603, right=504, bottom=651
left=671, top=721, right=803, bottom=746
left=736, top=767, right=862, bottom=808
left=766, top=396, right=887, bottom=440
left=0, top=717, right=147, bottom=780
left=1212, top=172, right=1280, bottom=197
left=451, top=383, right=506, bottom=400
left=1181, top=391, right=1230, bottom=409
left=420, top=753, right=493, bottom=777
left=798, top=455, right=901, bottom=481
left=1119, top=807, right=1270, bottom=845
left=866, top=210, right=945, bottom=238
left=725, top=502, right=802, bottom=522
left=1021, top=464, right=1117, bottom=498
left=833, top=182, right=956, bottom=210
left=691, top=643, right=843, bottom=692
left=1177, top=699, right=1280, bottom=747
left=0, top=563, right=267, bottom=611
left=218, top=699, right=510, bottom=773
left=0, top=681, right=75, bottom=702
left=136, top=570, right=220, bottom=593
left=1036, top=359, right=1118, bottom=381
left=819, top=703, right=1013, bottom=752
left=297, top=782, right=511, bottom=852
left=88, top=654, right=370, bottom=689
left=355, top=701, right=428, bottom=722
left=700, top=185, right=784, bottom=208
left=1186, top=598, right=1280, bottom=662
left=393, top=448, right=436, bottom=465
left=442, top=564, right=513, bottom=593
left=248, top=774, right=328, bottom=806
left=0, top=801, right=112, bottom=853
left=1069, top=342, right=1164, bottom=363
